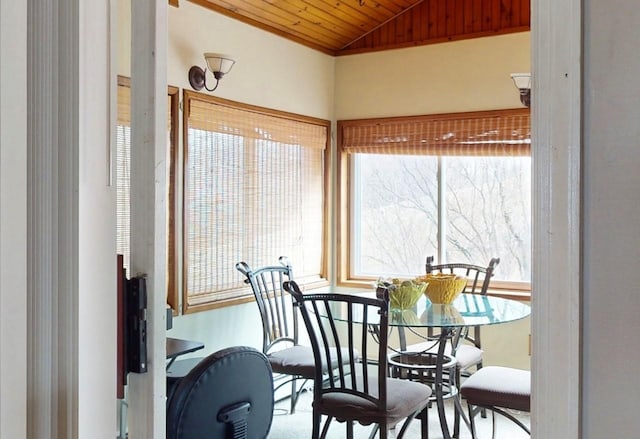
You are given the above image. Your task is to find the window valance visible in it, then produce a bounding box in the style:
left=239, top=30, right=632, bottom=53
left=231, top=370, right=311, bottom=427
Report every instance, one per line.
left=339, top=109, right=530, bottom=156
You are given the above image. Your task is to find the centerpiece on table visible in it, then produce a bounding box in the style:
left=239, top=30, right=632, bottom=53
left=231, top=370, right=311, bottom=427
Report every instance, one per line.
left=375, top=277, right=428, bottom=314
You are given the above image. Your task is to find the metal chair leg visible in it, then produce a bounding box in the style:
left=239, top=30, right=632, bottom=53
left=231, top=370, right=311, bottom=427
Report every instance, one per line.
left=290, top=378, right=297, bottom=414
left=467, top=404, right=478, bottom=439
left=419, top=407, right=429, bottom=439
left=491, top=410, right=496, bottom=439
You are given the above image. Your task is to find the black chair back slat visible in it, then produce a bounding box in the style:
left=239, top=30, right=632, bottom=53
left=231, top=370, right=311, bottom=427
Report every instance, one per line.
left=239, top=258, right=295, bottom=353
left=424, top=255, right=500, bottom=376
left=282, top=282, right=431, bottom=438
left=285, top=286, right=389, bottom=411
left=237, top=257, right=317, bottom=415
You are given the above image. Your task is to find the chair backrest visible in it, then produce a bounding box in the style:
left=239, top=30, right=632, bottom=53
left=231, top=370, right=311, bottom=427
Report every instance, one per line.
left=425, top=255, right=500, bottom=350
left=166, top=346, right=274, bottom=439
left=425, top=255, right=500, bottom=295
left=236, top=257, right=296, bottom=354
left=284, top=280, right=390, bottom=414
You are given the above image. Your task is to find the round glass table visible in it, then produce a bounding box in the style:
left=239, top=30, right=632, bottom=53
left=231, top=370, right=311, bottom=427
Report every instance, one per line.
left=320, top=291, right=531, bottom=439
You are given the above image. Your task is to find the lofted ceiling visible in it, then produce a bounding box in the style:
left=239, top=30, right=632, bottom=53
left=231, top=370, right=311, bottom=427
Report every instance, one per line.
left=184, top=0, right=530, bottom=56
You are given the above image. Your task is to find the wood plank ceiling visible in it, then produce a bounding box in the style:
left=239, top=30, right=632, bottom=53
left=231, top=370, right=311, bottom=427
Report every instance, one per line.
left=185, top=0, right=530, bottom=56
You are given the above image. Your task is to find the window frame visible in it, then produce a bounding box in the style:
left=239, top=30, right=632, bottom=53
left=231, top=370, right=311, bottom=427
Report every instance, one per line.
left=337, top=109, right=532, bottom=298
left=180, top=90, right=332, bottom=314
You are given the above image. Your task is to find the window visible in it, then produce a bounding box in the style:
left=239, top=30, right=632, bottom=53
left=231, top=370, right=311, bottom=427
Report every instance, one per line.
left=181, top=91, right=330, bottom=313
left=338, top=109, right=531, bottom=290
left=116, top=76, right=179, bottom=309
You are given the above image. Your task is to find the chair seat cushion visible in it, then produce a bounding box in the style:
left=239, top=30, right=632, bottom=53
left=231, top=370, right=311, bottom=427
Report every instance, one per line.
left=315, top=375, right=431, bottom=427
left=453, top=344, right=483, bottom=370
left=460, top=366, right=531, bottom=412
left=268, top=345, right=355, bottom=379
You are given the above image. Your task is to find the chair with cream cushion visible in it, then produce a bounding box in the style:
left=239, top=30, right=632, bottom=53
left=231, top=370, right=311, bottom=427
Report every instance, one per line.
left=284, top=280, right=432, bottom=439
left=459, top=366, right=531, bottom=438
left=236, top=257, right=352, bottom=414
left=421, top=255, right=500, bottom=377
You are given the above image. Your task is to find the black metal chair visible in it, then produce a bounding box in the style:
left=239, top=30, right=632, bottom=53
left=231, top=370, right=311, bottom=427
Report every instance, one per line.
left=460, top=366, right=531, bottom=438
left=236, top=257, right=352, bottom=414
left=166, top=346, right=274, bottom=439
left=284, top=280, right=432, bottom=439
left=417, top=255, right=500, bottom=377
left=388, top=255, right=500, bottom=433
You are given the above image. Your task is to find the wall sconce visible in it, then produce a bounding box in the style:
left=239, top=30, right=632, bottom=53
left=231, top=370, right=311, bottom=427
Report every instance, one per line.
left=510, top=73, right=531, bottom=107
left=188, top=53, right=236, bottom=92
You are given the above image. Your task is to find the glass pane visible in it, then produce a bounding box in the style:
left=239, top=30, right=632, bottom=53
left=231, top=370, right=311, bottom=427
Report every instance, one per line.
left=352, top=154, right=438, bottom=277
left=444, top=156, right=531, bottom=282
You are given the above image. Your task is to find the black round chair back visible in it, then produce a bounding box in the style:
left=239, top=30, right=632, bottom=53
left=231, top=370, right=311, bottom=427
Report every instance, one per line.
left=167, top=346, right=274, bottom=439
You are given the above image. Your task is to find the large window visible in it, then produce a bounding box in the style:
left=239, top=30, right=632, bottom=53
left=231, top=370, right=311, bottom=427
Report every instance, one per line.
left=182, top=91, right=330, bottom=312
left=338, top=109, right=531, bottom=290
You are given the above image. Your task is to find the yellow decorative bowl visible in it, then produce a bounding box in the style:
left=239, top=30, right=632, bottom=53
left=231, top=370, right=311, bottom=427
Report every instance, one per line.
left=417, top=273, right=467, bottom=304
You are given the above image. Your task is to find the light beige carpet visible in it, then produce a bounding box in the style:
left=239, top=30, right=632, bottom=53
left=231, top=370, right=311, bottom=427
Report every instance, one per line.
left=268, top=390, right=530, bottom=439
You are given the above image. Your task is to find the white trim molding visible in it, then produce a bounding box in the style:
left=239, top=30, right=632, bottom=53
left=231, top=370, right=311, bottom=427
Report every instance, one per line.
left=532, top=0, right=582, bottom=437
left=25, top=0, right=117, bottom=437
left=1, top=0, right=27, bottom=437
left=127, top=0, right=169, bottom=437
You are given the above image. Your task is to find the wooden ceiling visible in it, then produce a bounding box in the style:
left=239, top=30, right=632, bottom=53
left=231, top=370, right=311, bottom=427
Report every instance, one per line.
left=185, top=0, right=530, bottom=56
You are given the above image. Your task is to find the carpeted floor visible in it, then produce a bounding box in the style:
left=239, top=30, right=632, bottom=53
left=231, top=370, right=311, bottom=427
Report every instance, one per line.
left=268, top=389, right=530, bottom=439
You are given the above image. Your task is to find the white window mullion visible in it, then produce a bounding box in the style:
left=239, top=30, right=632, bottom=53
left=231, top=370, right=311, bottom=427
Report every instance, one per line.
left=437, top=156, right=446, bottom=263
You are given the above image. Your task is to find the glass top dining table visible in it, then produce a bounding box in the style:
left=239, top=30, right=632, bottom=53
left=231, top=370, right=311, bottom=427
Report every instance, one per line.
left=317, top=290, right=531, bottom=439
left=322, top=291, right=531, bottom=328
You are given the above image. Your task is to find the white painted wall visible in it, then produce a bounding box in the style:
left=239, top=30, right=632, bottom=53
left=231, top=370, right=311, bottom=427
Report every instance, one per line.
left=0, top=1, right=27, bottom=437
left=582, top=1, right=640, bottom=437
left=78, top=0, right=118, bottom=436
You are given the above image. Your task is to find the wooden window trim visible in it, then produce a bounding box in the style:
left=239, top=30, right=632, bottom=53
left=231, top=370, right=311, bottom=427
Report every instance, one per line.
left=336, top=108, right=532, bottom=298
left=180, top=90, right=331, bottom=314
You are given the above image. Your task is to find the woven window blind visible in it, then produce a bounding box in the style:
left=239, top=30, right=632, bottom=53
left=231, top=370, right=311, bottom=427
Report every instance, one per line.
left=340, top=109, right=530, bottom=156
left=183, top=93, right=328, bottom=310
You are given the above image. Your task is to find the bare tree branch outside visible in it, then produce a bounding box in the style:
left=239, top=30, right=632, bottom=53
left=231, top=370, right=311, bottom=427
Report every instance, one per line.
left=353, top=154, right=531, bottom=282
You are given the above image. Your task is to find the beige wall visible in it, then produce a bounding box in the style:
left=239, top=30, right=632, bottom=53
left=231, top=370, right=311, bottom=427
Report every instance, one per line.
left=335, top=32, right=531, bottom=119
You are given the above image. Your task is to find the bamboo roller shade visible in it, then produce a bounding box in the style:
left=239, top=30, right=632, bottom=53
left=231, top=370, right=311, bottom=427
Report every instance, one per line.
left=340, top=109, right=530, bottom=156
left=187, top=99, right=327, bottom=149
left=183, top=95, right=328, bottom=306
